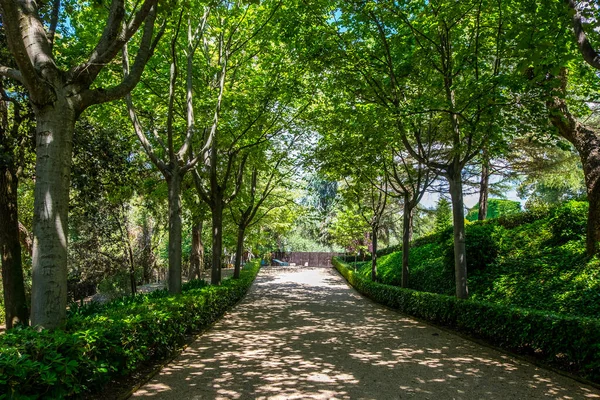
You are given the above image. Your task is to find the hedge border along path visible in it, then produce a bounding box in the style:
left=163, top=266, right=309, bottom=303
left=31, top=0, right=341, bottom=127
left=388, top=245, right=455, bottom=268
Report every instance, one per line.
left=0, top=262, right=260, bottom=399
left=333, top=257, right=600, bottom=385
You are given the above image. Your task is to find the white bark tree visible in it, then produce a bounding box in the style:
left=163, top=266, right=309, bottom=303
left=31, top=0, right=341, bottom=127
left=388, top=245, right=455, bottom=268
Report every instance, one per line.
left=0, top=0, right=164, bottom=328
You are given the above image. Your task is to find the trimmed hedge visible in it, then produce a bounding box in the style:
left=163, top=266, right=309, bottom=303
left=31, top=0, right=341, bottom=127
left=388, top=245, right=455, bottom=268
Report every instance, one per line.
left=0, top=262, right=260, bottom=399
left=333, top=257, right=600, bottom=382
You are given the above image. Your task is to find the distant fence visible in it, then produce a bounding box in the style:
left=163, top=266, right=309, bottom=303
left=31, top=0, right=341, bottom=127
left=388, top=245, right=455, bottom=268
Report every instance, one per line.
left=270, top=252, right=343, bottom=267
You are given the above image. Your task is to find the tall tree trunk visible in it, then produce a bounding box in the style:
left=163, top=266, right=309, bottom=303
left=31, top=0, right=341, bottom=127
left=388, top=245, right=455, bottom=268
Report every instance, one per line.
left=234, top=225, right=245, bottom=279
left=371, top=226, right=378, bottom=282
left=30, top=103, right=76, bottom=329
left=478, top=154, right=490, bottom=221
left=0, top=167, right=29, bottom=328
left=401, top=196, right=413, bottom=289
left=211, top=200, right=223, bottom=285
left=448, top=175, right=469, bottom=299
left=167, top=173, right=182, bottom=294
left=190, top=219, right=204, bottom=280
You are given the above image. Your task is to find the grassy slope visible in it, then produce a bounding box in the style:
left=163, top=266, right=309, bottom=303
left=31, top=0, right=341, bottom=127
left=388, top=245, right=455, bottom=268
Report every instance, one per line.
left=354, top=201, right=600, bottom=318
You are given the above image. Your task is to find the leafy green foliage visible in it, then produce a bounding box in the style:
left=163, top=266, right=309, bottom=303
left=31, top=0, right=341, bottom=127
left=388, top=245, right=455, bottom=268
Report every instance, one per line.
left=443, top=223, right=505, bottom=273
left=0, top=263, right=260, bottom=399
left=334, top=258, right=600, bottom=382
left=466, top=199, right=522, bottom=221
left=351, top=201, right=598, bottom=319
left=434, top=198, right=452, bottom=234
left=548, top=201, right=588, bottom=244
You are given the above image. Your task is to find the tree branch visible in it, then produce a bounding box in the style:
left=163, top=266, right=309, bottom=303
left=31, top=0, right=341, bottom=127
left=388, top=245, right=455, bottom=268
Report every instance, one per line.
left=0, top=0, right=56, bottom=101
left=565, top=0, right=600, bottom=70
left=122, top=43, right=167, bottom=174
left=71, top=0, right=158, bottom=87
left=78, top=3, right=164, bottom=109
left=0, top=66, right=24, bottom=84
left=47, top=0, right=61, bottom=50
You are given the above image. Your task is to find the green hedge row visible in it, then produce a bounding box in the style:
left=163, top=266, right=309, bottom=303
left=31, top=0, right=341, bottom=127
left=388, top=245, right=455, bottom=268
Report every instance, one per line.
left=333, top=257, right=600, bottom=383
left=0, top=263, right=260, bottom=399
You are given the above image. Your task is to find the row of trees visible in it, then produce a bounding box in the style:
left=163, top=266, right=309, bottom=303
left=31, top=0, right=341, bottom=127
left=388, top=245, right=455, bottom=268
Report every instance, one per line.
left=307, top=0, right=599, bottom=299
left=0, top=0, right=305, bottom=330
left=1, top=0, right=598, bottom=330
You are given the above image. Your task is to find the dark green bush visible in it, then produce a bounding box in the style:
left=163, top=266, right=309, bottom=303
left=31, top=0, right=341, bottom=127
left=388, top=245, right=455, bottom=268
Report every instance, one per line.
left=443, top=223, right=503, bottom=273
left=549, top=201, right=588, bottom=244
left=333, top=258, right=600, bottom=382
left=0, top=263, right=259, bottom=399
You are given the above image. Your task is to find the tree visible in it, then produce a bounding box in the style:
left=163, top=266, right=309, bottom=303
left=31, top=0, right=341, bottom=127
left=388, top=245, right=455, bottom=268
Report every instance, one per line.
left=124, top=8, right=207, bottom=294
left=0, top=0, right=164, bottom=328
left=0, top=79, right=31, bottom=328
left=342, top=175, right=389, bottom=281
left=386, top=147, right=436, bottom=288
left=434, top=197, right=452, bottom=233
left=543, top=0, right=600, bottom=255
left=331, top=0, right=509, bottom=298
left=230, top=139, right=297, bottom=278
left=190, top=0, right=304, bottom=284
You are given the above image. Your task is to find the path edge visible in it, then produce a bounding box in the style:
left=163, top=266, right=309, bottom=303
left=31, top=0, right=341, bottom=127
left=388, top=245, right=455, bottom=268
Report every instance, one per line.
left=330, top=265, right=600, bottom=392
left=118, top=268, right=262, bottom=400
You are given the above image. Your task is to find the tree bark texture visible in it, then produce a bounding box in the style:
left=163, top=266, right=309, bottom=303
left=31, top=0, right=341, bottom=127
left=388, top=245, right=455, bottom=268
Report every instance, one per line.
left=211, top=200, right=223, bottom=285
left=448, top=176, right=469, bottom=299
left=478, top=156, right=490, bottom=221
left=167, top=173, right=183, bottom=294
left=0, top=0, right=160, bottom=330
left=189, top=219, right=204, bottom=280
left=401, top=197, right=413, bottom=289
left=140, top=219, right=154, bottom=284
left=234, top=226, right=245, bottom=279
left=30, top=102, right=76, bottom=329
left=0, top=167, right=29, bottom=328
left=371, top=227, right=378, bottom=282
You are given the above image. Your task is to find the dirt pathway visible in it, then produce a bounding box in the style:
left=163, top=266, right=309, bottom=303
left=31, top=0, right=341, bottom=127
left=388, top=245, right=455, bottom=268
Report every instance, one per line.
left=132, top=266, right=600, bottom=399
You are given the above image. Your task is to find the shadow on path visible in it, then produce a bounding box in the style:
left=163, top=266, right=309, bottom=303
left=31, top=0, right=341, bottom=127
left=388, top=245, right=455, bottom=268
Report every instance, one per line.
left=132, top=266, right=600, bottom=399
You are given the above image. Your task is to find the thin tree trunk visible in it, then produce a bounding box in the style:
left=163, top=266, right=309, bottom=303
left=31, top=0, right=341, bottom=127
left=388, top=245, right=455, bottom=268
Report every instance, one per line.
left=30, top=103, right=76, bottom=329
left=190, top=219, right=203, bottom=280
left=478, top=154, right=490, bottom=221
left=234, top=225, right=245, bottom=279
left=401, top=196, right=413, bottom=289
left=125, top=227, right=136, bottom=296
left=140, top=218, right=153, bottom=284
left=167, top=173, right=183, bottom=294
left=0, top=167, right=29, bottom=328
left=448, top=175, right=469, bottom=299
left=371, top=227, right=378, bottom=281
left=211, top=200, right=223, bottom=285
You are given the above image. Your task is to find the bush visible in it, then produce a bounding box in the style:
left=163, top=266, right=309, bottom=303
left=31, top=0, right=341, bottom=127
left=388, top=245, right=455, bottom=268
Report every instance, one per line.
left=549, top=201, right=588, bottom=244
left=0, top=262, right=260, bottom=399
left=466, top=199, right=521, bottom=221
left=443, top=223, right=503, bottom=273
left=333, top=257, right=600, bottom=382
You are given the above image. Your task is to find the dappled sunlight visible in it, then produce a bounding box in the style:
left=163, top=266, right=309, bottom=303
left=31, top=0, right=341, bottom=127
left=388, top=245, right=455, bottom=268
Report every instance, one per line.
left=132, top=266, right=600, bottom=399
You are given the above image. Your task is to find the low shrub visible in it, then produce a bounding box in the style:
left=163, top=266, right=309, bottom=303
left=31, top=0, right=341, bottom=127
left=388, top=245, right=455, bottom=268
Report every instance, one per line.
left=0, top=262, right=260, bottom=399
left=549, top=201, right=588, bottom=244
left=333, top=257, right=600, bottom=382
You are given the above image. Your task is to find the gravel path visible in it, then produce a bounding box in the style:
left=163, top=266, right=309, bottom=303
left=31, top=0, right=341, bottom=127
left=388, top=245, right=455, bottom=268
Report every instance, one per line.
left=132, top=266, right=600, bottom=399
